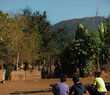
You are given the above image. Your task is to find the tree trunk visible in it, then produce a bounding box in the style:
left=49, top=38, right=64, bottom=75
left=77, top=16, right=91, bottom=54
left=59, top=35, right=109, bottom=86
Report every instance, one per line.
left=97, top=56, right=100, bottom=72
left=2, top=69, right=6, bottom=83
left=16, top=52, right=19, bottom=71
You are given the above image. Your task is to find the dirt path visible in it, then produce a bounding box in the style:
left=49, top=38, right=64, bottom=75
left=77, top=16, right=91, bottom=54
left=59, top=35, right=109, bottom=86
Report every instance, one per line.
left=0, top=75, right=110, bottom=95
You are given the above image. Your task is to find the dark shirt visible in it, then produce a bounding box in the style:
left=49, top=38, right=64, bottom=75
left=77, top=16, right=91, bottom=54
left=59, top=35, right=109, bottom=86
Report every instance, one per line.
left=69, top=83, right=86, bottom=95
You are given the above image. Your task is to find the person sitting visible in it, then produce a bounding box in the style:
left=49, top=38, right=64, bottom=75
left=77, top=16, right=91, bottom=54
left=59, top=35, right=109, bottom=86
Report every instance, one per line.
left=50, top=74, right=69, bottom=95
left=69, top=75, right=86, bottom=95
left=88, top=72, right=107, bottom=95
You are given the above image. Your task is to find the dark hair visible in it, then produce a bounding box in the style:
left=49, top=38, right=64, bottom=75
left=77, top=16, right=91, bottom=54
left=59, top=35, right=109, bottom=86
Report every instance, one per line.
left=95, top=72, right=101, bottom=77
left=60, top=75, right=67, bottom=82
left=72, top=75, right=79, bottom=83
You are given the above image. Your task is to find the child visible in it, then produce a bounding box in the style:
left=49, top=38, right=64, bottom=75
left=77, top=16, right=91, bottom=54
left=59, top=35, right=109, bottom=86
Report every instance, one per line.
left=69, top=75, right=86, bottom=95
left=50, top=75, right=69, bottom=95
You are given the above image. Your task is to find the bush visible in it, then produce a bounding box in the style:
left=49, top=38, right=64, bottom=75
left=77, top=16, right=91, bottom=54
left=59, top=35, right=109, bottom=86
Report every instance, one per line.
left=82, top=60, right=94, bottom=77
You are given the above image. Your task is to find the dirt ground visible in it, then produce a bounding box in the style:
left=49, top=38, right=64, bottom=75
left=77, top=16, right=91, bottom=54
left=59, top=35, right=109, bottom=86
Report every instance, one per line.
left=0, top=72, right=110, bottom=95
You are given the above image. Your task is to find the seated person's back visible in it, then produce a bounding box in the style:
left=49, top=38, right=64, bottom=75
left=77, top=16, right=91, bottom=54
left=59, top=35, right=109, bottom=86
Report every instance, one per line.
left=50, top=75, right=69, bottom=95
left=69, top=75, right=86, bottom=95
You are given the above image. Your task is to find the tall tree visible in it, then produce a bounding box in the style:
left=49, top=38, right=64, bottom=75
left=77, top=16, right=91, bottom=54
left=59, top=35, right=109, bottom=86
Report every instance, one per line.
left=98, top=22, right=109, bottom=67
left=18, top=8, right=41, bottom=66
left=60, top=24, right=102, bottom=77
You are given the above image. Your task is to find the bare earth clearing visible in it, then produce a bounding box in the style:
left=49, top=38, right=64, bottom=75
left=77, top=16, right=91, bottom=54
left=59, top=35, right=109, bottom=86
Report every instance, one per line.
left=0, top=72, right=110, bottom=95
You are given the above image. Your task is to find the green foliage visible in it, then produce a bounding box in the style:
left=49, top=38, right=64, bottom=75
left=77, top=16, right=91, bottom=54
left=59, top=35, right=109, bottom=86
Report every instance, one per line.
left=0, top=9, right=109, bottom=79
left=98, top=22, right=109, bottom=66
left=82, top=59, right=94, bottom=77
left=75, top=24, right=89, bottom=39
left=106, top=17, right=110, bottom=47
left=60, top=24, right=103, bottom=77
left=0, top=40, right=14, bottom=80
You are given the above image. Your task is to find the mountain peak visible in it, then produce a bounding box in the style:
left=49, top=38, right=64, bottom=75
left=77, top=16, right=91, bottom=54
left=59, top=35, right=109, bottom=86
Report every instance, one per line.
left=52, top=16, right=104, bottom=39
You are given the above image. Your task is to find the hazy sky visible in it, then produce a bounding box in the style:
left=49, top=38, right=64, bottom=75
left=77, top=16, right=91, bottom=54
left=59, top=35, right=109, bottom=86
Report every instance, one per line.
left=0, top=0, right=110, bottom=24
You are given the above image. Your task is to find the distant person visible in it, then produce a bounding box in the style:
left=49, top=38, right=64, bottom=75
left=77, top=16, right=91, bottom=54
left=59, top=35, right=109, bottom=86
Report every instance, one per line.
left=50, top=74, right=69, bottom=95
left=88, top=72, right=107, bottom=95
left=69, top=75, right=86, bottom=95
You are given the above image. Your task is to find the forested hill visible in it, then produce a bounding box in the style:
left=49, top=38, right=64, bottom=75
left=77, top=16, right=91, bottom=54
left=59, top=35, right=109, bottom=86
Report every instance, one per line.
left=52, top=16, right=105, bottom=38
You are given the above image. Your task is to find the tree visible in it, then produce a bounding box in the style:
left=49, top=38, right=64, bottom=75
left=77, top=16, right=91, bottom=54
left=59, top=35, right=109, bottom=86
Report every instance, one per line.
left=0, top=10, right=19, bottom=69
left=98, top=22, right=109, bottom=70
left=60, top=24, right=102, bottom=77
left=106, top=17, right=110, bottom=46
left=106, top=17, right=110, bottom=60
left=17, top=8, right=41, bottom=68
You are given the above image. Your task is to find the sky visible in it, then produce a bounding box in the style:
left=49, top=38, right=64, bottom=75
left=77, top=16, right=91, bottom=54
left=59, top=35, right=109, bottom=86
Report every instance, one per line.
left=0, top=0, right=110, bottom=25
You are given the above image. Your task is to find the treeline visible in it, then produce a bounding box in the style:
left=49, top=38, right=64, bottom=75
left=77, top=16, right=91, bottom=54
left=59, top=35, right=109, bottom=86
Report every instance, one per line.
left=0, top=8, right=110, bottom=79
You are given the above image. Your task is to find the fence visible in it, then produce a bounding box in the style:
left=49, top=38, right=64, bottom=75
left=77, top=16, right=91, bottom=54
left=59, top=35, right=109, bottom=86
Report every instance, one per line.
left=0, top=69, right=41, bottom=81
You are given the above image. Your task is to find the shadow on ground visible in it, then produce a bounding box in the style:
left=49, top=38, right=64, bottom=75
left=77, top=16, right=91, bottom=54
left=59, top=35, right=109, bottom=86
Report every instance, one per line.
left=106, top=83, right=110, bottom=91
left=10, top=89, right=52, bottom=95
